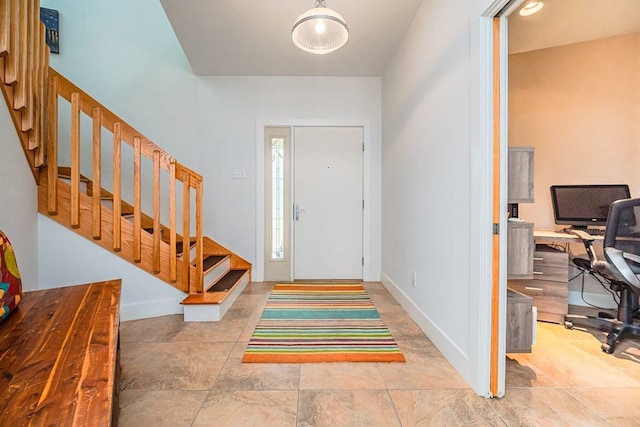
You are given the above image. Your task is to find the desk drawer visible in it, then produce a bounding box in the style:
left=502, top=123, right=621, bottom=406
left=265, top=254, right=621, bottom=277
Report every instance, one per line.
left=532, top=264, right=568, bottom=282
left=533, top=247, right=568, bottom=268
left=509, top=279, right=568, bottom=298
left=509, top=279, right=568, bottom=324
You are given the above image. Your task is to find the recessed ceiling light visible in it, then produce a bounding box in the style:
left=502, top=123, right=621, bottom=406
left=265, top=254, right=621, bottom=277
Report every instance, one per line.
left=519, top=1, right=544, bottom=17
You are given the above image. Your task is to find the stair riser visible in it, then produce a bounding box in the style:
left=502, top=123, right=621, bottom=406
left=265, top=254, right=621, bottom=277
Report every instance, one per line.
left=180, top=244, right=197, bottom=263
left=203, top=258, right=231, bottom=287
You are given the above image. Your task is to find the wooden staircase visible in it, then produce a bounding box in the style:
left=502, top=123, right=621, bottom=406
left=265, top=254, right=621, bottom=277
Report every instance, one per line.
left=0, top=0, right=251, bottom=321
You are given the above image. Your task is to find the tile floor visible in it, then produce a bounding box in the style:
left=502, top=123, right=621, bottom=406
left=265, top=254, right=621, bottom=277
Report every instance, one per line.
left=118, top=282, right=640, bottom=426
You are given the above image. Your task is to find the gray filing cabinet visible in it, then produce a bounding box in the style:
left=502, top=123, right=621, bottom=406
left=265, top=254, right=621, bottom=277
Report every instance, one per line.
left=508, top=244, right=569, bottom=324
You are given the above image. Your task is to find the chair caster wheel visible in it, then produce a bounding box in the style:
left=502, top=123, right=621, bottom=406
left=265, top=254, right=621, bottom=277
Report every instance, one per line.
left=601, top=343, right=614, bottom=354
left=564, top=321, right=573, bottom=329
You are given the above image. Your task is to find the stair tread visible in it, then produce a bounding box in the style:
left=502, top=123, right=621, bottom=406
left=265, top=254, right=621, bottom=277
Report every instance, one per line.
left=200, top=254, right=228, bottom=272
left=206, top=269, right=246, bottom=293
left=181, top=269, right=249, bottom=305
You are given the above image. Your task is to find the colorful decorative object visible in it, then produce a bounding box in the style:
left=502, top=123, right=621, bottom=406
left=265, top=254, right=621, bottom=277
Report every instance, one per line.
left=0, top=230, right=23, bottom=321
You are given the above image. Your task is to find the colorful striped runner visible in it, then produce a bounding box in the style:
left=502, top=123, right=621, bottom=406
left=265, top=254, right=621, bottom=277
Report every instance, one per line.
left=242, top=283, right=405, bottom=363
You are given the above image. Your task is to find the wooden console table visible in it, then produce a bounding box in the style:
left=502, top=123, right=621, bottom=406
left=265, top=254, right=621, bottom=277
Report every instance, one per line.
left=0, top=280, right=121, bottom=426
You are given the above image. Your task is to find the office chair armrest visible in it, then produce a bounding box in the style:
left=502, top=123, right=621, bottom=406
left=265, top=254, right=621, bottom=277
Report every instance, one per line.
left=566, top=229, right=599, bottom=266
left=622, top=252, right=640, bottom=266
left=566, top=229, right=595, bottom=242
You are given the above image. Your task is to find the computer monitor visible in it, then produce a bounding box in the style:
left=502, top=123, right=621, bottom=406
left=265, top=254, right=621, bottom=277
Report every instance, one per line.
left=550, top=184, right=631, bottom=228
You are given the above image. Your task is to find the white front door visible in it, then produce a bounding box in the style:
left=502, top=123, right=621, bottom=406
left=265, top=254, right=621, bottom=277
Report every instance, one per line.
left=293, top=126, right=363, bottom=280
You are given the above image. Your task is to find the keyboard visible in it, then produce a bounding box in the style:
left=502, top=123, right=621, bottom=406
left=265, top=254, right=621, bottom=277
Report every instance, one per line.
left=585, top=228, right=605, bottom=236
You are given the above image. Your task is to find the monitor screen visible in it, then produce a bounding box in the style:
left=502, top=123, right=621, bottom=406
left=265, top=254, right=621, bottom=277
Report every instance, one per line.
left=550, top=184, right=631, bottom=227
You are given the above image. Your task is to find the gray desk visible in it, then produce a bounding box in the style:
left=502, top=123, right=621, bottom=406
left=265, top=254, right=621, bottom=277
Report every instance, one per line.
left=534, top=229, right=604, bottom=242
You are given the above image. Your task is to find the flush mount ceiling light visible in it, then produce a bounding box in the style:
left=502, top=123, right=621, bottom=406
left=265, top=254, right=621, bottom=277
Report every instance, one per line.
left=292, top=0, right=349, bottom=55
left=519, top=1, right=544, bottom=16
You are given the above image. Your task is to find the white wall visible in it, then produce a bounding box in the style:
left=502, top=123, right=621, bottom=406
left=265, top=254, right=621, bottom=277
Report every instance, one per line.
left=37, top=216, right=185, bottom=321
left=40, top=0, right=382, bottom=314
left=41, top=0, right=505, bottom=394
left=0, top=101, right=39, bottom=290
left=381, top=0, right=498, bottom=395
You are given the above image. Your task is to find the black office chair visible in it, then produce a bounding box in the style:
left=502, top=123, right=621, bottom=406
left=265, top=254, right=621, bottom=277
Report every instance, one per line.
left=565, top=198, right=640, bottom=353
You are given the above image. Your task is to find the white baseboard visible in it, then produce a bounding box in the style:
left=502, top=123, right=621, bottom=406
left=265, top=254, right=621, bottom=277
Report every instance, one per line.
left=379, top=272, right=470, bottom=381
left=120, top=297, right=183, bottom=322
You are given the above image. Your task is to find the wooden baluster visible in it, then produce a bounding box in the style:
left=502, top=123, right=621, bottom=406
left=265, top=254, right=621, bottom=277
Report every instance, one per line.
left=195, top=177, right=203, bottom=293
left=92, top=107, right=102, bottom=240
left=112, top=123, right=122, bottom=251
left=5, top=0, right=19, bottom=84
left=0, top=0, right=9, bottom=55
left=27, top=8, right=39, bottom=149
left=21, top=0, right=35, bottom=133
left=133, top=136, right=141, bottom=262
left=35, top=22, right=47, bottom=168
left=14, top=0, right=27, bottom=110
left=47, top=74, right=58, bottom=215
left=169, top=162, right=177, bottom=282
left=152, top=150, right=161, bottom=273
left=182, top=173, right=191, bottom=292
left=70, top=92, right=81, bottom=228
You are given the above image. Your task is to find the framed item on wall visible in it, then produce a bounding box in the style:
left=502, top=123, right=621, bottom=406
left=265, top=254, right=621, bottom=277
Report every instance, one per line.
left=40, top=7, right=59, bottom=54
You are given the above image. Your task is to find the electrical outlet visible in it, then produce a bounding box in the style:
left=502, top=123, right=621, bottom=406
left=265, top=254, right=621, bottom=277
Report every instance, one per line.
left=411, top=271, right=417, bottom=288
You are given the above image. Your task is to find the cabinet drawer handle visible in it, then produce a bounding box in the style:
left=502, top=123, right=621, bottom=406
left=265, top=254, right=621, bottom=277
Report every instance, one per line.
left=533, top=271, right=543, bottom=275
left=533, top=257, right=544, bottom=261
left=525, top=286, right=544, bottom=291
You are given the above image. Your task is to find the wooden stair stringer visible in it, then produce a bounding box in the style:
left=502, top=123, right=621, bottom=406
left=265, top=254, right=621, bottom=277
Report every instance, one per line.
left=203, top=236, right=252, bottom=272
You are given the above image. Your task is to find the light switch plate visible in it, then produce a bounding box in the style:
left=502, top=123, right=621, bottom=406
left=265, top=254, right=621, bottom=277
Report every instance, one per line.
left=232, top=168, right=246, bottom=179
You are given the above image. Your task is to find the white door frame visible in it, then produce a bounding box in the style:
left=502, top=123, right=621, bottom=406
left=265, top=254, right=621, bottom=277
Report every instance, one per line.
left=255, top=119, right=373, bottom=283
left=471, top=0, right=526, bottom=398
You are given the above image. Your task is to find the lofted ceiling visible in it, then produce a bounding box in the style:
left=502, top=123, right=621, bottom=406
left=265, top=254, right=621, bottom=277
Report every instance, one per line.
left=159, top=0, right=640, bottom=77
left=159, top=0, right=424, bottom=77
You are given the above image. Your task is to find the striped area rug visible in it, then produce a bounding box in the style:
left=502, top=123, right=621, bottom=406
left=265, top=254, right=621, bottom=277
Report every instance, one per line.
left=242, top=283, right=405, bottom=363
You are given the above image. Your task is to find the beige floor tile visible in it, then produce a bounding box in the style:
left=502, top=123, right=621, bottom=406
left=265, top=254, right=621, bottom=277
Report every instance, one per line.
left=119, top=314, right=185, bottom=343
left=238, top=309, right=266, bottom=342
left=488, top=388, right=608, bottom=426
left=567, top=388, right=640, bottom=426
left=118, top=389, right=207, bottom=427
left=299, top=362, right=386, bottom=389
left=505, top=355, right=559, bottom=387
left=213, top=357, right=301, bottom=391
left=170, top=318, right=247, bottom=342
left=384, top=315, right=429, bottom=341
left=389, top=389, right=506, bottom=426
left=117, top=282, right=640, bottom=425
left=192, top=390, right=298, bottom=427
left=297, top=389, right=402, bottom=427
left=378, top=356, right=468, bottom=390
left=120, top=341, right=233, bottom=391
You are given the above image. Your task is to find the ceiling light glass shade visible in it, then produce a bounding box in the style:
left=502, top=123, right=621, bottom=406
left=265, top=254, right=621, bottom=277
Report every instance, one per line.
left=519, top=1, right=544, bottom=16
left=292, top=1, right=349, bottom=55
